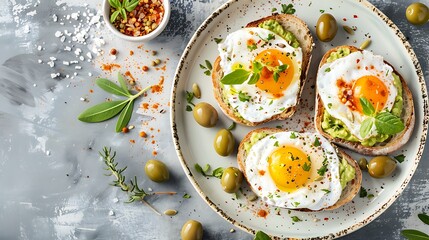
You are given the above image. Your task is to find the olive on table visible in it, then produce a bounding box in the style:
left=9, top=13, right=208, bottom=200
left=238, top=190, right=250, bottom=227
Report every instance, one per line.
left=367, top=156, right=397, bottom=178
left=214, top=129, right=235, bottom=156
left=193, top=102, right=218, bottom=128
left=181, top=220, right=203, bottom=240
left=406, top=2, right=429, bottom=25
left=221, top=167, right=243, bottom=193
left=144, top=159, right=170, bottom=182
left=316, top=13, right=338, bottom=42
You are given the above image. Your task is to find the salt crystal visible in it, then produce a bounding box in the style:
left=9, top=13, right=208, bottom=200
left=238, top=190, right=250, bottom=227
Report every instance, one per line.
left=110, top=55, right=117, bottom=61
left=86, top=52, right=92, bottom=59
left=37, top=59, right=42, bottom=63
left=47, top=61, right=55, bottom=68
left=46, top=150, right=51, bottom=156
left=60, top=36, right=66, bottom=42
left=79, top=56, right=84, bottom=61
left=71, top=12, right=79, bottom=20
left=54, top=31, right=63, bottom=38
left=80, top=97, right=86, bottom=101
left=148, top=188, right=153, bottom=192
left=63, top=61, right=69, bottom=65
left=75, top=66, right=82, bottom=70
left=64, top=46, right=72, bottom=51
left=74, top=48, right=82, bottom=55
left=52, top=14, right=57, bottom=22
left=88, top=72, right=92, bottom=76
left=50, top=73, right=60, bottom=79
left=113, top=197, right=119, bottom=203
left=37, top=45, right=42, bottom=51
left=23, top=25, right=30, bottom=33
left=108, top=210, right=115, bottom=216
left=33, top=83, right=37, bottom=87
left=49, top=57, right=57, bottom=61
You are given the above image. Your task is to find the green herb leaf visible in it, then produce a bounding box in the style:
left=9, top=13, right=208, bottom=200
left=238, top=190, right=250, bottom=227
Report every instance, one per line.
left=313, top=137, right=321, bottom=147
left=125, top=0, right=139, bottom=12
left=205, top=60, right=212, bottom=70
left=120, top=8, right=127, bottom=21
left=302, top=162, right=311, bottom=171
left=322, top=189, right=331, bottom=194
left=271, top=8, right=277, bottom=12
left=359, top=187, right=368, bottom=198
left=325, top=67, right=331, bottom=72
left=194, top=163, right=206, bottom=176
left=117, top=72, right=131, bottom=95
left=78, top=100, right=128, bottom=123
left=110, top=10, right=120, bottom=23
left=367, top=194, right=375, bottom=199
left=247, top=44, right=257, bottom=51
left=360, top=97, right=375, bottom=116
left=252, top=61, right=264, bottom=73
left=228, top=122, right=236, bottom=131
left=221, top=69, right=251, bottom=85
left=274, top=141, right=279, bottom=147
left=394, top=154, right=406, bottom=163
left=212, top=167, right=224, bottom=179
left=317, top=164, right=328, bottom=176
left=238, top=91, right=251, bottom=102
left=248, top=73, right=260, bottom=85
left=108, top=0, right=121, bottom=9
left=401, top=229, right=429, bottom=240
left=115, top=100, right=134, bottom=132
left=281, top=4, right=296, bottom=14
left=418, top=213, right=429, bottom=225
left=204, top=70, right=211, bottom=76
left=199, top=64, right=206, bottom=69
left=183, top=193, right=191, bottom=199
left=186, top=105, right=192, bottom=112
left=267, top=34, right=274, bottom=41
left=214, top=38, right=223, bottom=44
left=360, top=118, right=374, bottom=138
left=291, top=216, right=302, bottom=222
left=254, top=231, right=271, bottom=240
left=374, top=112, right=405, bottom=135
left=203, top=164, right=210, bottom=172
left=290, top=132, right=298, bottom=139
left=96, top=78, right=131, bottom=97
left=320, top=9, right=325, bottom=13
left=185, top=91, right=195, bottom=106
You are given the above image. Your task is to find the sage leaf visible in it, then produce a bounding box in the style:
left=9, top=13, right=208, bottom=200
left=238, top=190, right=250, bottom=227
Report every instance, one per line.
left=254, top=231, right=271, bottom=240
left=374, top=112, right=405, bottom=135
left=115, top=100, right=134, bottom=132
left=117, top=72, right=131, bottom=96
left=360, top=118, right=374, bottom=138
left=221, top=69, right=251, bottom=85
left=419, top=213, right=429, bottom=225
left=360, top=97, right=375, bottom=116
left=78, top=100, right=128, bottom=122
left=96, top=78, right=130, bottom=97
left=401, top=229, right=429, bottom=240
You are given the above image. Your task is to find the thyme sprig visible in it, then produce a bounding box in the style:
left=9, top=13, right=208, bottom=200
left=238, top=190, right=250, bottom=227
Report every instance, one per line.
left=100, top=147, right=176, bottom=214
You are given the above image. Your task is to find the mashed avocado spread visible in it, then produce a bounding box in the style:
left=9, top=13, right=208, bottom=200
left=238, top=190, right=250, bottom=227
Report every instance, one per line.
left=321, top=48, right=404, bottom=146
left=258, top=20, right=300, bottom=48
left=244, top=132, right=355, bottom=189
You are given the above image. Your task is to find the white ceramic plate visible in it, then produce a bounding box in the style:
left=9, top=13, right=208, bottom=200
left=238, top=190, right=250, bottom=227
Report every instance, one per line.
left=170, top=0, right=428, bottom=238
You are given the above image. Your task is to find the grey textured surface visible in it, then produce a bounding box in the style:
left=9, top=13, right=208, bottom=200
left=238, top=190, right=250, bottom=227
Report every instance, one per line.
left=0, top=0, right=428, bottom=239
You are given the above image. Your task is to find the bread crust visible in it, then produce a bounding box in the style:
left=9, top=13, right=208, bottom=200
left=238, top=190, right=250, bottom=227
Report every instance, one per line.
left=314, top=45, right=415, bottom=156
left=237, top=128, right=362, bottom=211
left=212, top=14, right=314, bottom=126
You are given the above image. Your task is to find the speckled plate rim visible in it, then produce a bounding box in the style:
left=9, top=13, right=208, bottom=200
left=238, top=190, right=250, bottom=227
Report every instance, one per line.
left=170, top=0, right=428, bottom=239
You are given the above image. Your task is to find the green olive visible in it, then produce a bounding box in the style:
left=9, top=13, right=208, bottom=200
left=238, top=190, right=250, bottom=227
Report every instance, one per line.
left=144, top=159, right=170, bottom=182
left=316, top=13, right=338, bottom=42
left=406, top=2, right=429, bottom=25
left=367, top=156, right=397, bottom=178
left=358, top=157, right=368, bottom=170
left=181, top=220, right=203, bottom=240
left=193, top=102, right=218, bottom=128
left=214, top=129, right=235, bottom=156
left=220, top=167, right=243, bottom=193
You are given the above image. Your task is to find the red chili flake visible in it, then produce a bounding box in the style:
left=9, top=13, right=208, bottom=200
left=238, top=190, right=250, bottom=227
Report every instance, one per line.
left=139, top=131, right=147, bottom=138
left=142, top=103, right=149, bottom=109
left=89, top=89, right=94, bottom=93
left=122, top=127, right=129, bottom=133
left=353, top=15, right=358, bottom=18
left=151, top=76, right=164, bottom=93
left=324, top=217, right=329, bottom=221
left=258, top=170, right=266, bottom=176
left=257, top=210, right=268, bottom=218
left=124, top=71, right=136, bottom=83
left=142, top=66, right=149, bottom=71
left=129, top=139, right=135, bottom=144
left=258, top=186, right=262, bottom=191
left=152, top=103, right=159, bottom=109
left=152, top=151, right=157, bottom=156
left=129, top=50, right=134, bottom=56
left=356, top=59, right=360, bottom=63
left=343, top=18, right=347, bottom=21
left=101, top=63, right=121, bottom=71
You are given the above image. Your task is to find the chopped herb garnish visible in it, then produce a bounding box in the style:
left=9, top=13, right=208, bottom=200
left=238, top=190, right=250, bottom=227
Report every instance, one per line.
left=327, top=103, right=333, bottom=109
left=186, top=105, right=192, bottom=112
left=293, top=202, right=300, bottom=207
left=394, top=154, right=406, bottom=163
left=238, top=91, right=251, bottom=102
left=214, top=37, right=223, bottom=44
left=320, top=9, right=325, bottom=13
left=183, top=193, right=191, bottom=199
left=313, top=137, right=321, bottom=147
left=269, top=135, right=277, bottom=139
left=291, top=216, right=302, bottom=222
left=254, top=231, right=271, bottom=240
left=247, top=44, right=257, bottom=51
left=317, top=164, right=328, bottom=176
left=195, top=163, right=224, bottom=179
left=279, top=107, right=286, bottom=111
left=269, top=100, right=273, bottom=105
left=290, top=132, right=298, bottom=139
left=281, top=4, right=296, bottom=14
left=359, top=187, right=368, bottom=198
left=325, top=67, right=331, bottom=72
left=199, top=60, right=213, bottom=76
left=302, top=162, right=311, bottom=171
left=271, top=8, right=277, bottom=12
left=322, top=189, right=331, bottom=194
left=228, top=122, right=236, bottom=131
left=274, top=141, right=279, bottom=147
left=367, top=194, right=374, bottom=199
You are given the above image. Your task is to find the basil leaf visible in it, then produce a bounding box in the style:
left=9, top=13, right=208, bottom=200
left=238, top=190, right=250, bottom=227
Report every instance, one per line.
left=117, top=72, right=131, bottom=96
left=115, top=100, right=134, bottom=132
left=78, top=100, right=128, bottom=122
left=110, top=10, right=120, bottom=23
left=254, top=231, right=271, bottom=240
left=96, top=78, right=130, bottom=97
left=418, top=213, right=429, bottom=225
left=220, top=69, right=251, bottom=85
left=248, top=73, right=260, bottom=85
left=252, top=61, right=264, bottom=73
left=360, top=117, right=374, bottom=138
left=374, top=112, right=405, bottom=135
left=401, top=229, right=429, bottom=240
left=277, top=64, right=288, bottom=72
left=360, top=97, right=375, bottom=116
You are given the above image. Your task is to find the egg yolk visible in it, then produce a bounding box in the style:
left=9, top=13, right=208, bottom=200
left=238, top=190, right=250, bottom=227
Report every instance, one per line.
left=352, top=75, right=388, bottom=113
left=268, top=146, right=310, bottom=192
left=254, top=49, right=295, bottom=98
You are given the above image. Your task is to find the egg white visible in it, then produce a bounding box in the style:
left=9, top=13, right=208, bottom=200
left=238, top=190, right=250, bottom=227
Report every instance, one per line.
left=317, top=51, right=397, bottom=140
left=218, top=27, right=302, bottom=122
left=245, top=132, right=342, bottom=211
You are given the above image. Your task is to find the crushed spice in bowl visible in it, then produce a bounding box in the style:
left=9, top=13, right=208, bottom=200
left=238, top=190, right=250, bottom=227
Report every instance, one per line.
left=103, top=0, right=170, bottom=41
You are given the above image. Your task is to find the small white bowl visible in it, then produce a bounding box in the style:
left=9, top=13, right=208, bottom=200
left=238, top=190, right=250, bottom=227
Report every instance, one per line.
left=102, top=0, right=171, bottom=42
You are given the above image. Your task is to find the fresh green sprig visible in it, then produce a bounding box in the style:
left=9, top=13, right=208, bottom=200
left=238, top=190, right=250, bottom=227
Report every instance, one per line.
left=100, top=147, right=176, bottom=214
left=199, top=60, right=213, bottom=76
left=254, top=231, right=271, bottom=240
left=78, top=72, right=151, bottom=132
left=281, top=4, right=296, bottom=14
left=359, top=97, right=405, bottom=138
left=108, top=0, right=140, bottom=23
left=401, top=213, right=429, bottom=240
left=195, top=163, right=224, bottom=179
left=221, top=60, right=288, bottom=85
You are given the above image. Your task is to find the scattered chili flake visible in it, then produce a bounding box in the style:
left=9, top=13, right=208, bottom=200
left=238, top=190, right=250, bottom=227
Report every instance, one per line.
left=101, top=63, right=121, bottom=71
left=324, top=217, right=329, bottom=221
left=257, top=210, right=268, bottom=218
left=130, top=139, right=135, bottom=144
left=258, top=170, right=266, bottom=176
left=110, top=0, right=165, bottom=37
left=89, top=89, right=94, bottom=93
left=110, top=48, right=117, bottom=55
left=142, top=66, right=149, bottom=71
left=353, top=14, right=358, bottom=18
left=151, top=140, right=156, bottom=144
left=152, top=151, right=157, bottom=156
left=142, top=102, right=149, bottom=109
left=130, top=50, right=134, bottom=56
left=139, top=131, right=147, bottom=138
left=151, top=76, right=164, bottom=93
left=122, top=127, right=129, bottom=133
left=343, top=18, right=347, bottom=21
left=152, top=103, right=159, bottom=109
left=124, top=71, right=136, bottom=85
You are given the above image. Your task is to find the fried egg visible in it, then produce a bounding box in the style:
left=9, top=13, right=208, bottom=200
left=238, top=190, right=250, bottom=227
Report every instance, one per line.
left=317, top=50, right=397, bottom=140
left=245, top=132, right=342, bottom=210
left=218, top=27, right=302, bottom=122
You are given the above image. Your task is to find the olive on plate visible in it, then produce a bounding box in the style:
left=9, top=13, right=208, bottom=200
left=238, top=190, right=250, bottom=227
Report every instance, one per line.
left=367, top=156, right=397, bottom=178
left=193, top=102, right=218, bottom=128
left=316, top=13, right=338, bottom=42
left=220, top=167, right=243, bottom=193
left=214, top=129, right=235, bottom=156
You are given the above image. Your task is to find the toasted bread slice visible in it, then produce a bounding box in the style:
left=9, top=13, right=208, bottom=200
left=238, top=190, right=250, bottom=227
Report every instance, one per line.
left=315, top=45, right=415, bottom=156
left=212, top=14, right=314, bottom=126
left=237, top=128, right=362, bottom=211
